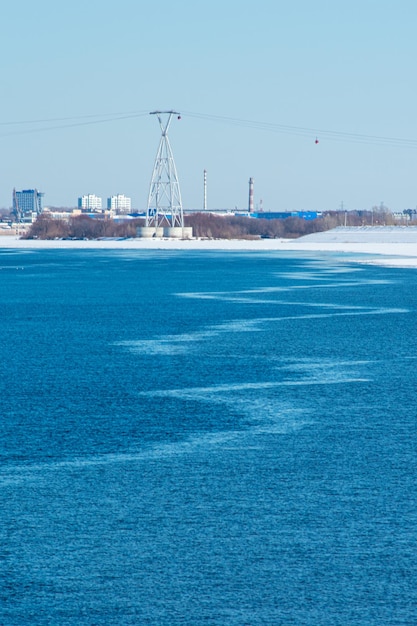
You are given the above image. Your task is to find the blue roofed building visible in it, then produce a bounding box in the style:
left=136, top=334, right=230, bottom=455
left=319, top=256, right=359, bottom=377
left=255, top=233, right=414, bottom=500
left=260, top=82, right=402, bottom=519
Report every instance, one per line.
left=251, top=211, right=322, bottom=220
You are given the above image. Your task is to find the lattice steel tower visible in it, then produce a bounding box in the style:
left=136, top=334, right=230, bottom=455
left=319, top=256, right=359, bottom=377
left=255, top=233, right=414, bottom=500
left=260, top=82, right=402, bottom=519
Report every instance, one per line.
left=146, top=111, right=183, bottom=230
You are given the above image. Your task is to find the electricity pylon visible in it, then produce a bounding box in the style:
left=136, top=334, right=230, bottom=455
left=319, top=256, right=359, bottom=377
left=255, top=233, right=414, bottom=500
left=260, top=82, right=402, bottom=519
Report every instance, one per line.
left=146, top=111, right=184, bottom=230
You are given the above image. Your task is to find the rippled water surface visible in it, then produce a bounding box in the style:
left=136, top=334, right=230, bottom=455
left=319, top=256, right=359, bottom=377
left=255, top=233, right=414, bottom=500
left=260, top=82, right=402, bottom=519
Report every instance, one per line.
left=0, top=249, right=416, bottom=625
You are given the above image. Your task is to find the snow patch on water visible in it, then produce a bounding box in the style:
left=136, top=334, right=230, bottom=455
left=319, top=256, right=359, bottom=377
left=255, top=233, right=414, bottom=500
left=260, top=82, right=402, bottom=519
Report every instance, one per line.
left=177, top=279, right=393, bottom=301
left=0, top=404, right=311, bottom=485
left=116, top=303, right=407, bottom=356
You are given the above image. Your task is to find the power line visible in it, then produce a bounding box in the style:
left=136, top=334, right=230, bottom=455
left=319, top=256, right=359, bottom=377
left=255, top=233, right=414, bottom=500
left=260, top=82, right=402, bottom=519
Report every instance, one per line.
left=1, top=107, right=417, bottom=149
left=0, top=110, right=149, bottom=126
left=181, top=110, right=417, bottom=149
left=0, top=111, right=149, bottom=137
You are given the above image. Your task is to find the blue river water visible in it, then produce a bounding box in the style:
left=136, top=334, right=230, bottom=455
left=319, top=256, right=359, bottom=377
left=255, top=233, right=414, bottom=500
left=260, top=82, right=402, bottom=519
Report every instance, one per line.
left=0, top=248, right=416, bottom=625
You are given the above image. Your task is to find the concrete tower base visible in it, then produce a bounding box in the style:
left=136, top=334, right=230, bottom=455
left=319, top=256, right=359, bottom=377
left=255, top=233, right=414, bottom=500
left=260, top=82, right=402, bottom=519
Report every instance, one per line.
left=136, top=226, right=164, bottom=238
left=136, top=226, right=193, bottom=239
left=163, top=227, right=193, bottom=239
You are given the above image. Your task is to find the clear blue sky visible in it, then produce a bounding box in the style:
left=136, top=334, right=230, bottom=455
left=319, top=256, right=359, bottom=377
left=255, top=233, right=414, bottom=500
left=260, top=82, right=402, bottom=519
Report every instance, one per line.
left=1, top=0, right=417, bottom=212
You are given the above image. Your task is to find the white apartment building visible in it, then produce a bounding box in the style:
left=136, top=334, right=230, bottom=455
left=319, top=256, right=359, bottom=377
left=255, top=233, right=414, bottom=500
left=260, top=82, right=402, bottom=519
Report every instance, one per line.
left=78, top=194, right=102, bottom=211
left=107, top=194, right=132, bottom=213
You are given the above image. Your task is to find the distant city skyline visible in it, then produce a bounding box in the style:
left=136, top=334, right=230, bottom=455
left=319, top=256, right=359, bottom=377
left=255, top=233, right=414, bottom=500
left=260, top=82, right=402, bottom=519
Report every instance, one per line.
left=2, top=1, right=417, bottom=213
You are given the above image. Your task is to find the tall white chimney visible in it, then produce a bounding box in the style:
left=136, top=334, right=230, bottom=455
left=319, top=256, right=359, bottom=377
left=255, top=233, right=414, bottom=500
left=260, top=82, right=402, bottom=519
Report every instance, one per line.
left=248, top=177, right=254, bottom=213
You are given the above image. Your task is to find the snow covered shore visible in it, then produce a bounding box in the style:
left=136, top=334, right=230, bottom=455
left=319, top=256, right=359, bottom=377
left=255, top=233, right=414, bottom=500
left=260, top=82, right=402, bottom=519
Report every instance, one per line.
left=1, top=226, right=417, bottom=267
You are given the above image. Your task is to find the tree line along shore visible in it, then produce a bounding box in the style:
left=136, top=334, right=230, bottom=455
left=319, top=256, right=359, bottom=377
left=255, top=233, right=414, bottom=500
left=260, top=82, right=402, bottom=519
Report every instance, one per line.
left=22, top=208, right=405, bottom=241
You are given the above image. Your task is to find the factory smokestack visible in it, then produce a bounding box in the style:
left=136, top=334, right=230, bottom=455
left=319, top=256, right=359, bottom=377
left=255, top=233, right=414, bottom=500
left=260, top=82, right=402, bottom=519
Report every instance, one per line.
left=248, top=177, right=254, bottom=213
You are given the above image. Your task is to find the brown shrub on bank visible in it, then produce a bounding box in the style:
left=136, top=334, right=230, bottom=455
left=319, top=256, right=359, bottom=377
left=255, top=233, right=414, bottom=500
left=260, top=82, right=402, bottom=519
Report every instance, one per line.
left=28, top=209, right=396, bottom=241
left=24, top=215, right=144, bottom=240
left=184, top=213, right=327, bottom=239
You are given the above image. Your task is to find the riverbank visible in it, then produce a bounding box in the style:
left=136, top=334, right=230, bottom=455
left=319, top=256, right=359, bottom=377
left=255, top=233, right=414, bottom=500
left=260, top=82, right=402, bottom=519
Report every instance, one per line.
left=1, top=226, right=417, bottom=267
